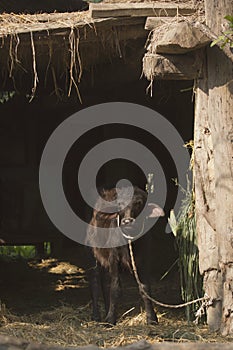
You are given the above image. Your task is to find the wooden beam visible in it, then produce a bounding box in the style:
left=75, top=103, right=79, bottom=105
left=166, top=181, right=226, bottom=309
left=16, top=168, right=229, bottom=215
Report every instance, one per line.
left=90, top=3, right=196, bottom=19
left=0, top=16, right=145, bottom=36
left=193, top=21, right=233, bottom=62
left=194, top=0, right=233, bottom=336
left=0, top=17, right=147, bottom=77
left=207, top=46, right=233, bottom=335
left=35, top=18, right=147, bottom=42
left=194, top=71, right=222, bottom=332
left=143, top=52, right=202, bottom=81
left=155, top=22, right=211, bottom=54
left=145, top=17, right=170, bottom=30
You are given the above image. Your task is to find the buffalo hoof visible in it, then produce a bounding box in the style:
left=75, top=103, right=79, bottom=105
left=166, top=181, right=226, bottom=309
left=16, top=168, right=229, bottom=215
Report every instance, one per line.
left=103, top=322, right=115, bottom=328
left=147, top=315, right=158, bottom=325
left=104, top=315, right=116, bottom=326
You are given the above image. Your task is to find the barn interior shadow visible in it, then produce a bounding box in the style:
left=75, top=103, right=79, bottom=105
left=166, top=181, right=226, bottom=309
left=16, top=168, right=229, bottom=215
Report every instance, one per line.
left=0, top=49, right=194, bottom=316
left=0, top=254, right=182, bottom=317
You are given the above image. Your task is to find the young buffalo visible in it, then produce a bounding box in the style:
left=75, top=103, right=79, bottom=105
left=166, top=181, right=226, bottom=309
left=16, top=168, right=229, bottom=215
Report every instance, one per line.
left=86, top=186, right=164, bottom=325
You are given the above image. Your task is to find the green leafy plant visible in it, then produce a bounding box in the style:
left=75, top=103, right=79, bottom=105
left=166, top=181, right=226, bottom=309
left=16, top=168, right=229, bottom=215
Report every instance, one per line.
left=210, top=15, right=233, bottom=49
left=168, top=179, right=203, bottom=322
left=0, top=91, right=16, bottom=103
left=0, top=243, right=51, bottom=260
left=0, top=246, right=36, bottom=259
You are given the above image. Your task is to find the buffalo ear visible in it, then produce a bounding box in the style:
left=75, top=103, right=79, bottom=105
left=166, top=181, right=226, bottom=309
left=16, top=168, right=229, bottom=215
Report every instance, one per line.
left=147, top=203, right=165, bottom=218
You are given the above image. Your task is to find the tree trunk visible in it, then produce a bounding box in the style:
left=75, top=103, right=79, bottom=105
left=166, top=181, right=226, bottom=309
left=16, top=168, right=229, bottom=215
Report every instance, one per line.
left=207, top=44, right=233, bottom=335
left=194, top=70, right=223, bottom=331
left=194, top=0, right=233, bottom=335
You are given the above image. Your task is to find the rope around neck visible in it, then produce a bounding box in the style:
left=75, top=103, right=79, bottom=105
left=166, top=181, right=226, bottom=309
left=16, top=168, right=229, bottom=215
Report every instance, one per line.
left=117, top=215, right=146, bottom=240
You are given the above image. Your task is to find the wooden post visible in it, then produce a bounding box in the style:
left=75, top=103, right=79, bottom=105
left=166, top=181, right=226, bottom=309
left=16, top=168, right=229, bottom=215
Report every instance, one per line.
left=194, top=72, right=223, bottom=331
left=194, top=0, right=233, bottom=335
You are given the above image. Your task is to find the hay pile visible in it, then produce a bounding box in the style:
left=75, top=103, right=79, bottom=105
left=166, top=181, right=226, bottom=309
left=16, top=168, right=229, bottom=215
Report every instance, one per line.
left=0, top=303, right=232, bottom=347
left=0, top=258, right=232, bottom=347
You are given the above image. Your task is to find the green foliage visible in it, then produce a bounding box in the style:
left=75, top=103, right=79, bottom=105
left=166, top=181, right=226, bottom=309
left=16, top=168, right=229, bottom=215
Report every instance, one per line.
left=0, top=91, right=16, bottom=104
left=0, top=243, right=51, bottom=260
left=210, top=15, right=233, bottom=49
left=168, top=180, right=203, bottom=322
left=0, top=246, right=36, bottom=259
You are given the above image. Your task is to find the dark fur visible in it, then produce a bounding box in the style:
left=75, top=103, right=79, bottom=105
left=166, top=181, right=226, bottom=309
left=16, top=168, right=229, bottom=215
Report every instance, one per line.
left=87, top=187, right=159, bottom=325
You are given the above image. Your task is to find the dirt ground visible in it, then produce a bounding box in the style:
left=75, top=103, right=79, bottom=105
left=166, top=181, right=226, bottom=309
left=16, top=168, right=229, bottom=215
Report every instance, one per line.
left=0, top=257, right=232, bottom=347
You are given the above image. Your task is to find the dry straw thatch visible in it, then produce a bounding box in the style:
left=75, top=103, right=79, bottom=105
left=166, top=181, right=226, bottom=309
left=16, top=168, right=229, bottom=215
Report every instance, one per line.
left=0, top=304, right=232, bottom=348
left=0, top=0, right=204, bottom=100
left=0, top=11, right=138, bottom=101
left=0, top=12, right=91, bottom=36
left=0, top=301, right=232, bottom=346
left=0, top=11, right=109, bottom=101
left=0, top=257, right=232, bottom=347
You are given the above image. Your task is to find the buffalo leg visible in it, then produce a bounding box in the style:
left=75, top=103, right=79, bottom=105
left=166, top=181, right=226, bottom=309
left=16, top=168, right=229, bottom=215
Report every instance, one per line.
left=141, top=284, right=158, bottom=324
left=100, top=267, right=111, bottom=314
left=105, top=262, right=120, bottom=325
left=137, top=266, right=158, bottom=324
left=87, top=255, right=102, bottom=322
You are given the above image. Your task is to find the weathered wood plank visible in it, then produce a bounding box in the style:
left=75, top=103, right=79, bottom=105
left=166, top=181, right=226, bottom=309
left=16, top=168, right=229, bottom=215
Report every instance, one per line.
left=207, top=47, right=233, bottom=265
left=144, top=17, right=168, bottom=30
left=155, top=22, right=211, bottom=54
left=0, top=16, right=147, bottom=76
left=193, top=65, right=223, bottom=332
left=193, top=67, right=218, bottom=275
left=0, top=16, right=145, bottom=36
left=90, top=3, right=196, bottom=19
left=192, top=21, right=233, bottom=62
left=194, top=0, right=233, bottom=336
left=143, top=52, right=202, bottom=80
left=0, top=17, right=146, bottom=43
left=207, top=45, right=233, bottom=336
left=145, top=17, right=233, bottom=61
left=205, top=0, right=233, bottom=336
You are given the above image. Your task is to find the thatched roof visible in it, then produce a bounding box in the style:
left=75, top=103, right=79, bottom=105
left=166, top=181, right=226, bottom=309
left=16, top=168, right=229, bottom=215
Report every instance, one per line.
left=0, top=11, right=91, bottom=36
left=0, top=14, right=148, bottom=101
left=0, top=0, right=202, bottom=35
left=0, top=1, right=203, bottom=100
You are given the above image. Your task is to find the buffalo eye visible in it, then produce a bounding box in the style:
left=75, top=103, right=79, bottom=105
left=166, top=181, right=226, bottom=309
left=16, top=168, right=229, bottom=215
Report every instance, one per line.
left=135, top=199, right=144, bottom=207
